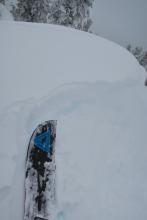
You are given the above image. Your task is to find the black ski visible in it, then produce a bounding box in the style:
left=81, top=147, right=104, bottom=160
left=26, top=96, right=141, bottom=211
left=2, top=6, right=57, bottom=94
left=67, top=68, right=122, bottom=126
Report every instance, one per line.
left=24, top=120, right=57, bottom=220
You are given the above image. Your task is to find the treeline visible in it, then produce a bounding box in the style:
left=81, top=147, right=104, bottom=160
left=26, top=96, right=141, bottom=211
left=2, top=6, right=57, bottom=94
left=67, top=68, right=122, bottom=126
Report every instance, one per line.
left=1, top=0, right=94, bottom=32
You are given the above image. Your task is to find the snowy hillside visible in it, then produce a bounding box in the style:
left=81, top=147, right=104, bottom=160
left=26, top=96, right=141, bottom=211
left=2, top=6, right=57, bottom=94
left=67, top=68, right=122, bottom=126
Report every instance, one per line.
left=0, top=21, right=145, bottom=111
left=0, top=21, right=147, bottom=220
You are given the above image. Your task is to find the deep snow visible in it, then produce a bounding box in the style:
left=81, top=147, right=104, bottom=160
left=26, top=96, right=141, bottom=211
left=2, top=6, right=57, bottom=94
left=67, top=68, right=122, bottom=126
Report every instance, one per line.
left=0, top=21, right=145, bottom=111
left=0, top=21, right=147, bottom=220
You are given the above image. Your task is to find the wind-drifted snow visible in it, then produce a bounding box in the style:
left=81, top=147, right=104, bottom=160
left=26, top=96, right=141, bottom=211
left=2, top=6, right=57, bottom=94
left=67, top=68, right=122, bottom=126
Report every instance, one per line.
left=0, top=21, right=145, bottom=111
left=0, top=21, right=147, bottom=220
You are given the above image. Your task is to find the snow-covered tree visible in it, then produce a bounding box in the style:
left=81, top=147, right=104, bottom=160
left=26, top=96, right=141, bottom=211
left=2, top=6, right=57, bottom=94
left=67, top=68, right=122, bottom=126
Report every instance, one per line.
left=47, top=0, right=94, bottom=31
left=14, top=0, right=51, bottom=22
left=14, top=0, right=94, bottom=31
left=127, top=45, right=147, bottom=86
left=127, top=45, right=147, bottom=71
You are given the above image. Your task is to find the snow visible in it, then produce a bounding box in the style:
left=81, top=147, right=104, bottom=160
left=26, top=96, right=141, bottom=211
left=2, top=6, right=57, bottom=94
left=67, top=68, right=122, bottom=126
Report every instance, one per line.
left=0, top=21, right=145, bottom=111
left=0, top=21, right=147, bottom=220
left=0, top=3, right=13, bottom=21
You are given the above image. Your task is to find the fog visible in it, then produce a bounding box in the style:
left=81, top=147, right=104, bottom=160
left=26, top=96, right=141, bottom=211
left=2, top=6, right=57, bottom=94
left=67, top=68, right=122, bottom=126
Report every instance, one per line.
left=91, top=0, right=147, bottom=49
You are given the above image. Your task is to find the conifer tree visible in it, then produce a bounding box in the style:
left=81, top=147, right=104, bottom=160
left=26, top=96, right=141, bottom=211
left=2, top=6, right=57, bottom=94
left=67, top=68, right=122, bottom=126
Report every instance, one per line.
left=14, top=0, right=51, bottom=22
left=47, top=0, right=94, bottom=31
left=127, top=45, right=147, bottom=71
left=14, top=0, right=94, bottom=31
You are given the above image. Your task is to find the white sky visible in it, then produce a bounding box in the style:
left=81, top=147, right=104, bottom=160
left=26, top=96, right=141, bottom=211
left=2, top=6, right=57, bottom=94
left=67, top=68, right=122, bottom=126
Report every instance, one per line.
left=91, top=0, right=147, bottom=49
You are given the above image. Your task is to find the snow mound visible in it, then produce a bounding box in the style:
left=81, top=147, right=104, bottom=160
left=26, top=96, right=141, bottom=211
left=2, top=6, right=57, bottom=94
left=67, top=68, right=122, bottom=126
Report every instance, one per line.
left=0, top=3, right=13, bottom=21
left=0, top=21, right=145, bottom=110
left=0, top=21, right=147, bottom=220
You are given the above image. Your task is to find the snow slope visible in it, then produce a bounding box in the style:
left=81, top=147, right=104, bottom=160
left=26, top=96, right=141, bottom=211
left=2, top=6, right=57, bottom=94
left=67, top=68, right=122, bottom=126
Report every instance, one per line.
left=0, top=21, right=147, bottom=220
left=0, top=21, right=145, bottom=111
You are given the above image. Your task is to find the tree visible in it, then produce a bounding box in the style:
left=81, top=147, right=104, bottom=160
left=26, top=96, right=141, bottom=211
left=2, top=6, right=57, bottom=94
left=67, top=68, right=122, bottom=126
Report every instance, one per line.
left=127, top=45, right=147, bottom=71
left=127, top=45, right=147, bottom=86
left=47, top=0, right=94, bottom=31
left=14, top=0, right=94, bottom=32
left=13, top=0, right=51, bottom=22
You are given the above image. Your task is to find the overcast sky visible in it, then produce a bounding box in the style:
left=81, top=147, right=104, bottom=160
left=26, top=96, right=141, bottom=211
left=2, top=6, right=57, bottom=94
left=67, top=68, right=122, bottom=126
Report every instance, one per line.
left=91, top=0, right=147, bottom=49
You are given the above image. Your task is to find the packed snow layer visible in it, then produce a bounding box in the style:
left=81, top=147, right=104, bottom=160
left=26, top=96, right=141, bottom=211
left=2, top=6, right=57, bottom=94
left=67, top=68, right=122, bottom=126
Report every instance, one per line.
left=0, top=21, right=145, bottom=110
left=0, top=21, right=147, bottom=220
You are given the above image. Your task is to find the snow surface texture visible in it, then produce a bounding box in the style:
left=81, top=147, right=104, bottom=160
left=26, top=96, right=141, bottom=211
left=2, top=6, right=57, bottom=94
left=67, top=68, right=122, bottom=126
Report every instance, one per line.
left=0, top=21, right=145, bottom=111
left=0, top=3, right=13, bottom=21
left=0, top=21, right=147, bottom=220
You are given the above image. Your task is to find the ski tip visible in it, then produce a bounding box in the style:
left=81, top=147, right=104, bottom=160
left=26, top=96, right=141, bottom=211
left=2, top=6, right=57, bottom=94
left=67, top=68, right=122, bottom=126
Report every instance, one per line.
left=34, top=217, right=48, bottom=220
left=41, top=120, right=57, bottom=127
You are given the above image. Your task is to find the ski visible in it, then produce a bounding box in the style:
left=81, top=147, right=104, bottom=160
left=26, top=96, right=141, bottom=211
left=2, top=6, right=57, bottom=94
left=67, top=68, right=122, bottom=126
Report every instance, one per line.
left=24, top=120, right=57, bottom=220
